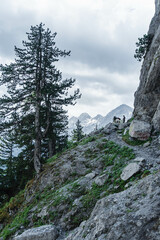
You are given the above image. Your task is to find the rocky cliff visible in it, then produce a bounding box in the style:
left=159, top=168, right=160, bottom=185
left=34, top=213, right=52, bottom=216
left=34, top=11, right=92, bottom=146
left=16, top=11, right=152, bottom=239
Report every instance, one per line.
left=133, top=0, right=160, bottom=132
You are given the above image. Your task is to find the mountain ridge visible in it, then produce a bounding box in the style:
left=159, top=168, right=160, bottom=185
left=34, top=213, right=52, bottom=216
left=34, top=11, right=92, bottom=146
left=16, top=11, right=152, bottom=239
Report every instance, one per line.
left=68, top=104, right=133, bottom=135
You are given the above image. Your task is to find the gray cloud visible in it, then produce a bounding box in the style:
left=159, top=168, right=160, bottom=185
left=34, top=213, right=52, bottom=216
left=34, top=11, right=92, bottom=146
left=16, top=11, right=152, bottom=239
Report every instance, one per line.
left=0, top=0, right=155, bottom=117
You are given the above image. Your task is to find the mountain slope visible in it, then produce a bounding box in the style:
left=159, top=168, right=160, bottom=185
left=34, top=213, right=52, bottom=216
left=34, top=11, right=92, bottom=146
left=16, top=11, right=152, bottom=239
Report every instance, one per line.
left=1, top=121, right=160, bottom=240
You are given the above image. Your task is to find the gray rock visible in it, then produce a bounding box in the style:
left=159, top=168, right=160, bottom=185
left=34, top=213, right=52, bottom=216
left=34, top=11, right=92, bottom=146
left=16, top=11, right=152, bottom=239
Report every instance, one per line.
left=37, top=206, right=48, bottom=218
left=102, top=123, right=117, bottom=134
left=129, top=120, right=151, bottom=140
left=85, top=171, right=96, bottom=179
left=14, top=225, right=58, bottom=240
left=143, top=141, right=150, bottom=147
left=120, top=162, right=141, bottom=181
left=65, top=173, right=160, bottom=240
left=118, top=122, right=128, bottom=130
left=94, top=174, right=108, bottom=186
left=133, top=0, right=160, bottom=132
left=156, top=158, right=160, bottom=164
left=152, top=101, right=160, bottom=131
left=133, top=157, right=146, bottom=166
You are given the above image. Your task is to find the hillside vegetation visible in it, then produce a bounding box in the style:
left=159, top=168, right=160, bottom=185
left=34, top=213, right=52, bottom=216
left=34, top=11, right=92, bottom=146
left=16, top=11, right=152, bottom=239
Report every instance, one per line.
left=1, top=121, right=159, bottom=240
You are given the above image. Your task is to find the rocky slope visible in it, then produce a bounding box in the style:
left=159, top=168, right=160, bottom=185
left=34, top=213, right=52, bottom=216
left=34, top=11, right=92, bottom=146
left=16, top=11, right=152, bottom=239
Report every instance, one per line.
left=68, top=104, right=133, bottom=135
left=133, top=0, right=160, bottom=132
left=0, top=121, right=160, bottom=240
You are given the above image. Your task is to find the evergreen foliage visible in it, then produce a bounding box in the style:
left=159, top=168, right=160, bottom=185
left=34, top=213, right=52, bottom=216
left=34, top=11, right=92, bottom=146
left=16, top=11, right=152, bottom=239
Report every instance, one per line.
left=0, top=133, right=34, bottom=205
left=72, top=120, right=85, bottom=142
left=134, top=34, right=153, bottom=62
left=0, top=23, right=81, bottom=202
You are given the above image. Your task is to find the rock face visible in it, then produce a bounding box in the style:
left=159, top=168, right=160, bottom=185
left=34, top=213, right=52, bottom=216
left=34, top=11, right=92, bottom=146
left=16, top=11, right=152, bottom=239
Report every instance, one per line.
left=129, top=120, right=151, bottom=140
left=14, top=225, right=58, bottom=240
left=133, top=0, right=160, bottom=131
left=65, top=173, right=160, bottom=240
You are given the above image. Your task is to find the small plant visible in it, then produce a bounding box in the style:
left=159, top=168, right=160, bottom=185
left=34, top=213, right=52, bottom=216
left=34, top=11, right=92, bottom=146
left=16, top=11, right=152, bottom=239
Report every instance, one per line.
left=46, top=153, right=60, bottom=163
left=0, top=205, right=31, bottom=239
left=141, top=169, right=151, bottom=178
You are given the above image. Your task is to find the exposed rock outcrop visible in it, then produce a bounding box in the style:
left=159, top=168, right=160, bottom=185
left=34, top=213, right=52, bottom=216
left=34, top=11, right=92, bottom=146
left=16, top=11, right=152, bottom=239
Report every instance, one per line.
left=1, top=122, right=160, bottom=240
left=65, top=173, right=160, bottom=240
left=129, top=120, right=151, bottom=140
left=133, top=0, right=160, bottom=132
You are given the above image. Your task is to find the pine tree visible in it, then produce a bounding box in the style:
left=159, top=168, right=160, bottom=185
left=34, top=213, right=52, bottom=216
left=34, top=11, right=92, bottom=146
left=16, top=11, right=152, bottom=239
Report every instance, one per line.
left=0, top=23, right=81, bottom=174
left=72, top=120, right=85, bottom=142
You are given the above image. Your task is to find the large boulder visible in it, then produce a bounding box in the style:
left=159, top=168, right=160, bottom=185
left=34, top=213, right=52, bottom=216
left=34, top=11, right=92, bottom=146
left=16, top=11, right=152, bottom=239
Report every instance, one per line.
left=129, top=120, right=151, bottom=140
left=120, top=157, right=146, bottom=181
left=14, top=225, right=58, bottom=240
left=120, top=162, right=141, bottom=181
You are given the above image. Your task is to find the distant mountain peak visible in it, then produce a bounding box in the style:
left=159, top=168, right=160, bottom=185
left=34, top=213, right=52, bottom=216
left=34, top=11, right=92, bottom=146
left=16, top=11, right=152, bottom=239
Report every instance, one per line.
left=69, top=116, right=78, bottom=121
left=93, top=114, right=103, bottom=120
left=68, top=104, right=133, bottom=135
left=78, top=113, right=91, bottom=121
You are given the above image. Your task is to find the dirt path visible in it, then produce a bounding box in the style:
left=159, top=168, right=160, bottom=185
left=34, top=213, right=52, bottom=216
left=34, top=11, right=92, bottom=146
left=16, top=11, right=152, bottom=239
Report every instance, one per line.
left=108, top=131, right=160, bottom=172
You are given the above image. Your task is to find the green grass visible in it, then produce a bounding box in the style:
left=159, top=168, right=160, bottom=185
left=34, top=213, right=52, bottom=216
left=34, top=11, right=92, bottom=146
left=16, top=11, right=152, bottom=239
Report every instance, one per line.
left=46, top=153, right=60, bottom=163
left=0, top=136, right=149, bottom=238
left=80, top=136, right=97, bottom=145
left=0, top=205, right=31, bottom=240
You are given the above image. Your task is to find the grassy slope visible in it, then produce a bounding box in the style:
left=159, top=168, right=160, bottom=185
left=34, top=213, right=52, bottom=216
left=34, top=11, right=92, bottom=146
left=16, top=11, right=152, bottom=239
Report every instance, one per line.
left=0, top=133, right=150, bottom=240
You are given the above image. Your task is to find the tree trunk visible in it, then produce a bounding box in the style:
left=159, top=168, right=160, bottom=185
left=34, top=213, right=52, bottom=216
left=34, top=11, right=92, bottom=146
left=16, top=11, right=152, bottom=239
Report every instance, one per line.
left=48, top=138, right=55, bottom=158
left=34, top=102, right=42, bottom=174
left=34, top=25, right=42, bottom=174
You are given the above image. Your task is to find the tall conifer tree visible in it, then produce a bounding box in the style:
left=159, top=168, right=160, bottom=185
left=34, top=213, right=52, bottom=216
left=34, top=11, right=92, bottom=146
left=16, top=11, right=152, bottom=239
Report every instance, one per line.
left=0, top=23, right=81, bottom=173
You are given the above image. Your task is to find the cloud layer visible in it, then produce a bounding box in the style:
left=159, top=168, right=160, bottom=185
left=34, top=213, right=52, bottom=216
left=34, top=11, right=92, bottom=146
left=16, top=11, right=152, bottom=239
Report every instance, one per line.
left=0, top=0, right=155, bottom=117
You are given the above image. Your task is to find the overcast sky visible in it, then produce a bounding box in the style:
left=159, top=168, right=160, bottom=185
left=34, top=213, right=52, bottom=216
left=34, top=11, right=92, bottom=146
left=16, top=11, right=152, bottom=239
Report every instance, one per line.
left=0, top=0, right=155, bottom=117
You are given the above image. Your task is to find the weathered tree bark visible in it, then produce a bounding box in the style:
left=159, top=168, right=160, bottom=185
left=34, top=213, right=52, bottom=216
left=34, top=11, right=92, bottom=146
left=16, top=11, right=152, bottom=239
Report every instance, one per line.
left=34, top=102, right=42, bottom=174
left=48, top=138, right=55, bottom=158
left=34, top=25, right=42, bottom=174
